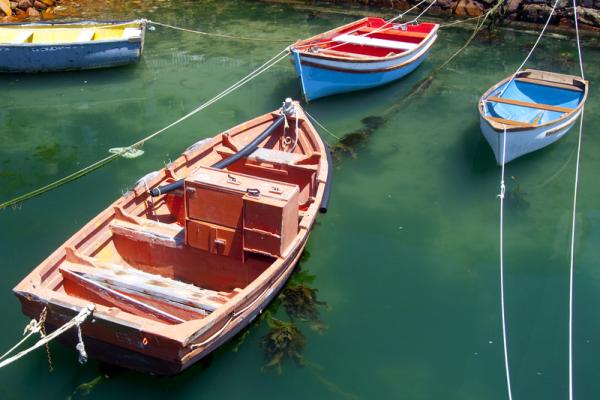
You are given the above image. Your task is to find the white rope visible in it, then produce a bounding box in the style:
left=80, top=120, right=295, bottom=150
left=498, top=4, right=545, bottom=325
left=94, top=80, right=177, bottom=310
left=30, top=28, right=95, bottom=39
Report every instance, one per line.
left=495, top=0, right=561, bottom=98
left=295, top=0, right=432, bottom=52
left=129, top=48, right=289, bottom=149
left=568, top=3, right=585, bottom=399
left=304, top=110, right=342, bottom=140
left=406, top=0, right=439, bottom=24
left=147, top=20, right=293, bottom=43
left=0, top=305, right=94, bottom=369
left=498, top=126, right=514, bottom=400
left=0, top=320, right=43, bottom=361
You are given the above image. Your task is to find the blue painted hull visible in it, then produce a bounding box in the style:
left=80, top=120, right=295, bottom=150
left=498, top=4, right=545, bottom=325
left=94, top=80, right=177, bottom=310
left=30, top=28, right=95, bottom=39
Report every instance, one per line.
left=292, top=51, right=428, bottom=101
left=0, top=41, right=143, bottom=73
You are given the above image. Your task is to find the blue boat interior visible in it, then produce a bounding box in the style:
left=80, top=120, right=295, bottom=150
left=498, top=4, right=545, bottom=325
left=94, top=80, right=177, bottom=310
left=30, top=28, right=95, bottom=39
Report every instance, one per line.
left=483, top=79, right=583, bottom=125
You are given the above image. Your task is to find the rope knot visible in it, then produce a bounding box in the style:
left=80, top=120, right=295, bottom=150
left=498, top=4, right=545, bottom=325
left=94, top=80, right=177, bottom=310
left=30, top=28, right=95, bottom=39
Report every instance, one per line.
left=498, top=181, right=506, bottom=199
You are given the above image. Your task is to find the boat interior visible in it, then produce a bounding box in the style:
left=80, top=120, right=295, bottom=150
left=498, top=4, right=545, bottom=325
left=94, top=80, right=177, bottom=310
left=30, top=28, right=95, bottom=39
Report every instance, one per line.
left=30, top=110, right=324, bottom=326
left=300, top=18, right=437, bottom=59
left=0, top=22, right=142, bottom=45
left=483, top=71, right=586, bottom=127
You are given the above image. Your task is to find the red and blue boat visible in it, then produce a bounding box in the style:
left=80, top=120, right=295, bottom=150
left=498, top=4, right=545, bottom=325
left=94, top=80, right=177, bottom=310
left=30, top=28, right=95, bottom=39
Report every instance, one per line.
left=289, top=17, right=439, bottom=101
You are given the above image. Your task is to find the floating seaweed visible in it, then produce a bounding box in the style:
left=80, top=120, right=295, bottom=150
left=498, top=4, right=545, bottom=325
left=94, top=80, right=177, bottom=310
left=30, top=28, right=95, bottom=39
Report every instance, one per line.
left=505, top=175, right=530, bottom=212
left=260, top=313, right=306, bottom=374
left=67, top=374, right=108, bottom=400
left=280, top=268, right=327, bottom=332
left=330, top=116, right=385, bottom=163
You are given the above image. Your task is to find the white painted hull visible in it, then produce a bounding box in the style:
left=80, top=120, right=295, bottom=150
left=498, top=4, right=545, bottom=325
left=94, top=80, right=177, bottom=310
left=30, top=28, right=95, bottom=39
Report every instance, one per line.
left=479, top=108, right=582, bottom=165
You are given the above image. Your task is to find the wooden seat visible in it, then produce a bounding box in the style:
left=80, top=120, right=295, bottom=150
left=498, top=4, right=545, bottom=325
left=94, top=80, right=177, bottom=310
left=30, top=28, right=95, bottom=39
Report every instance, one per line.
left=515, top=77, right=584, bottom=92
left=122, top=27, right=141, bottom=40
left=486, top=96, right=573, bottom=113
left=485, top=116, right=537, bottom=128
left=357, top=27, right=429, bottom=39
left=13, top=30, right=33, bottom=44
left=249, top=147, right=301, bottom=165
left=110, top=206, right=184, bottom=248
left=314, top=48, right=375, bottom=59
left=77, top=30, right=95, bottom=42
left=333, top=33, right=418, bottom=51
left=61, top=247, right=231, bottom=322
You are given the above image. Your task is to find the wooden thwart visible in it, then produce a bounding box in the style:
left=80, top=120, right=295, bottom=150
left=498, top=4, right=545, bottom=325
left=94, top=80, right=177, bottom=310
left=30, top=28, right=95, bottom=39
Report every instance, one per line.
left=487, top=96, right=573, bottom=113
left=356, top=27, right=428, bottom=39
left=516, top=77, right=584, bottom=92
left=61, top=247, right=231, bottom=317
left=485, top=116, right=538, bottom=127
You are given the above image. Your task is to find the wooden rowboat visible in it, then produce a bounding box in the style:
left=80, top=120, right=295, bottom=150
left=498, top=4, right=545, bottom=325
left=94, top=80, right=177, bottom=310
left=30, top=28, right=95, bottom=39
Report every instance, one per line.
left=13, top=99, right=332, bottom=374
left=479, top=69, right=588, bottom=165
left=0, top=19, right=145, bottom=72
left=289, top=17, right=439, bottom=101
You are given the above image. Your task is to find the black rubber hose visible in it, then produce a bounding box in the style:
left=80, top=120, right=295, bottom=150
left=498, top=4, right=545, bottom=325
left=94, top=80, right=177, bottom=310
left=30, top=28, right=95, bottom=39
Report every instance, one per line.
left=149, top=115, right=285, bottom=197
left=319, top=141, right=333, bottom=214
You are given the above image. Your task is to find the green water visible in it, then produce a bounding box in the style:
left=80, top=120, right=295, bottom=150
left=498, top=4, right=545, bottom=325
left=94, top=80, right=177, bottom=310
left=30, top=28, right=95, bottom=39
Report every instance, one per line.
left=1, top=1, right=599, bottom=398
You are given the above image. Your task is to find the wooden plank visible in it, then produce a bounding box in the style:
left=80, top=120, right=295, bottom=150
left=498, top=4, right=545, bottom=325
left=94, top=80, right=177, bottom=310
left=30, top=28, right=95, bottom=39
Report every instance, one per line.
left=314, top=48, right=374, bottom=59
left=333, top=34, right=418, bottom=51
left=357, top=27, right=429, bottom=39
left=62, top=261, right=228, bottom=313
left=487, top=96, right=573, bottom=113
left=61, top=267, right=186, bottom=324
left=485, top=116, right=537, bottom=127
left=515, top=77, right=583, bottom=92
left=110, top=217, right=184, bottom=248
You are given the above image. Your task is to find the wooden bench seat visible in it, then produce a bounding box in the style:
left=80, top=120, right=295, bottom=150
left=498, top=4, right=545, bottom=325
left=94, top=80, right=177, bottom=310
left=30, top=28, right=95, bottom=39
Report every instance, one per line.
left=485, top=116, right=538, bottom=128
left=357, top=26, right=429, bottom=39
left=333, top=33, right=418, bottom=51
left=13, top=31, right=33, bottom=44
left=61, top=247, right=233, bottom=322
left=110, top=206, right=184, bottom=248
left=486, top=96, right=573, bottom=113
left=516, top=77, right=584, bottom=92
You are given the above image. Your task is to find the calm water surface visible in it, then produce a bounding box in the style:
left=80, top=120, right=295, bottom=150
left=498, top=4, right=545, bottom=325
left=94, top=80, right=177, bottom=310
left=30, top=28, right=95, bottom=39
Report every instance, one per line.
left=1, top=1, right=599, bottom=399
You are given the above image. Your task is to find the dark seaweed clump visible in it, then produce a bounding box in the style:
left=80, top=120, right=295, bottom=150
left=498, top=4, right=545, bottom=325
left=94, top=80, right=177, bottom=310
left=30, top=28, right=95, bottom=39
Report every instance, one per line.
left=330, top=116, right=385, bottom=162
left=260, top=315, right=306, bottom=374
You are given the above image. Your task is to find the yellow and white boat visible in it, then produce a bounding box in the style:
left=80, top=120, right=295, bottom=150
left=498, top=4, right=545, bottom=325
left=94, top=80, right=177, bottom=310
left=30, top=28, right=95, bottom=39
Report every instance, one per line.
left=0, top=19, right=146, bottom=72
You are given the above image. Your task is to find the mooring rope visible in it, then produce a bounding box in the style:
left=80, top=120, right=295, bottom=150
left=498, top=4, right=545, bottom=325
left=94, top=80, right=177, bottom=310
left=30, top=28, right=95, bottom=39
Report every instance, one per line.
left=0, top=48, right=289, bottom=210
left=495, top=0, right=561, bottom=98
left=0, top=305, right=94, bottom=369
left=147, top=20, right=295, bottom=42
left=304, top=110, right=342, bottom=141
left=497, top=126, right=514, bottom=400
left=568, top=2, right=585, bottom=399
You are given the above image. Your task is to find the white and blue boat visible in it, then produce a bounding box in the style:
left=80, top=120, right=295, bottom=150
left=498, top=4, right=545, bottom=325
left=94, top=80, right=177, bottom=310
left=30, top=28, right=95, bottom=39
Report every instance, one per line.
left=289, top=17, right=438, bottom=101
left=479, top=69, right=588, bottom=164
left=0, top=19, right=146, bottom=73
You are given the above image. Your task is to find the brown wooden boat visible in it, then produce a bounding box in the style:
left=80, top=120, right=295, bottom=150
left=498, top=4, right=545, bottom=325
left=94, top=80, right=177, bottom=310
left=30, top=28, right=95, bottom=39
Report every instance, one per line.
left=13, top=99, right=331, bottom=375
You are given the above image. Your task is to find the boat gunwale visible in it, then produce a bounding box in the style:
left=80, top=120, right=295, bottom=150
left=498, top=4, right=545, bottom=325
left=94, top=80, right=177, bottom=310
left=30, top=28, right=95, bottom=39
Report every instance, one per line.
left=291, top=17, right=439, bottom=64
left=0, top=19, right=145, bottom=47
left=478, top=69, right=589, bottom=133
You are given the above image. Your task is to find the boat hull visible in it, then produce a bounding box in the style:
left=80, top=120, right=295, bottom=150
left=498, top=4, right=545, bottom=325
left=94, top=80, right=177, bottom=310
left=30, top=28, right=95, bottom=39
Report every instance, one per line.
left=12, top=102, right=329, bottom=375
left=479, top=109, right=582, bottom=165
left=16, top=235, right=305, bottom=374
left=0, top=41, right=143, bottom=73
left=478, top=69, right=588, bottom=164
left=0, top=20, right=145, bottom=73
left=292, top=48, right=430, bottom=101
left=291, top=22, right=437, bottom=101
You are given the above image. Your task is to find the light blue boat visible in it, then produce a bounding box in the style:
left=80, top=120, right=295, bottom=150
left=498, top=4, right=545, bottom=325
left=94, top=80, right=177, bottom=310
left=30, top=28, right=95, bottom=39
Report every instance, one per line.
left=478, top=69, right=588, bottom=164
left=289, top=17, right=439, bottom=101
left=0, top=19, right=146, bottom=73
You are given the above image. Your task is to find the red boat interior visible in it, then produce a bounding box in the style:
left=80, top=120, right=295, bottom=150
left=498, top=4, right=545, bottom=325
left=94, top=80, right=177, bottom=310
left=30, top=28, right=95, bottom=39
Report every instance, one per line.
left=299, top=17, right=437, bottom=58
left=37, top=111, right=323, bottom=326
